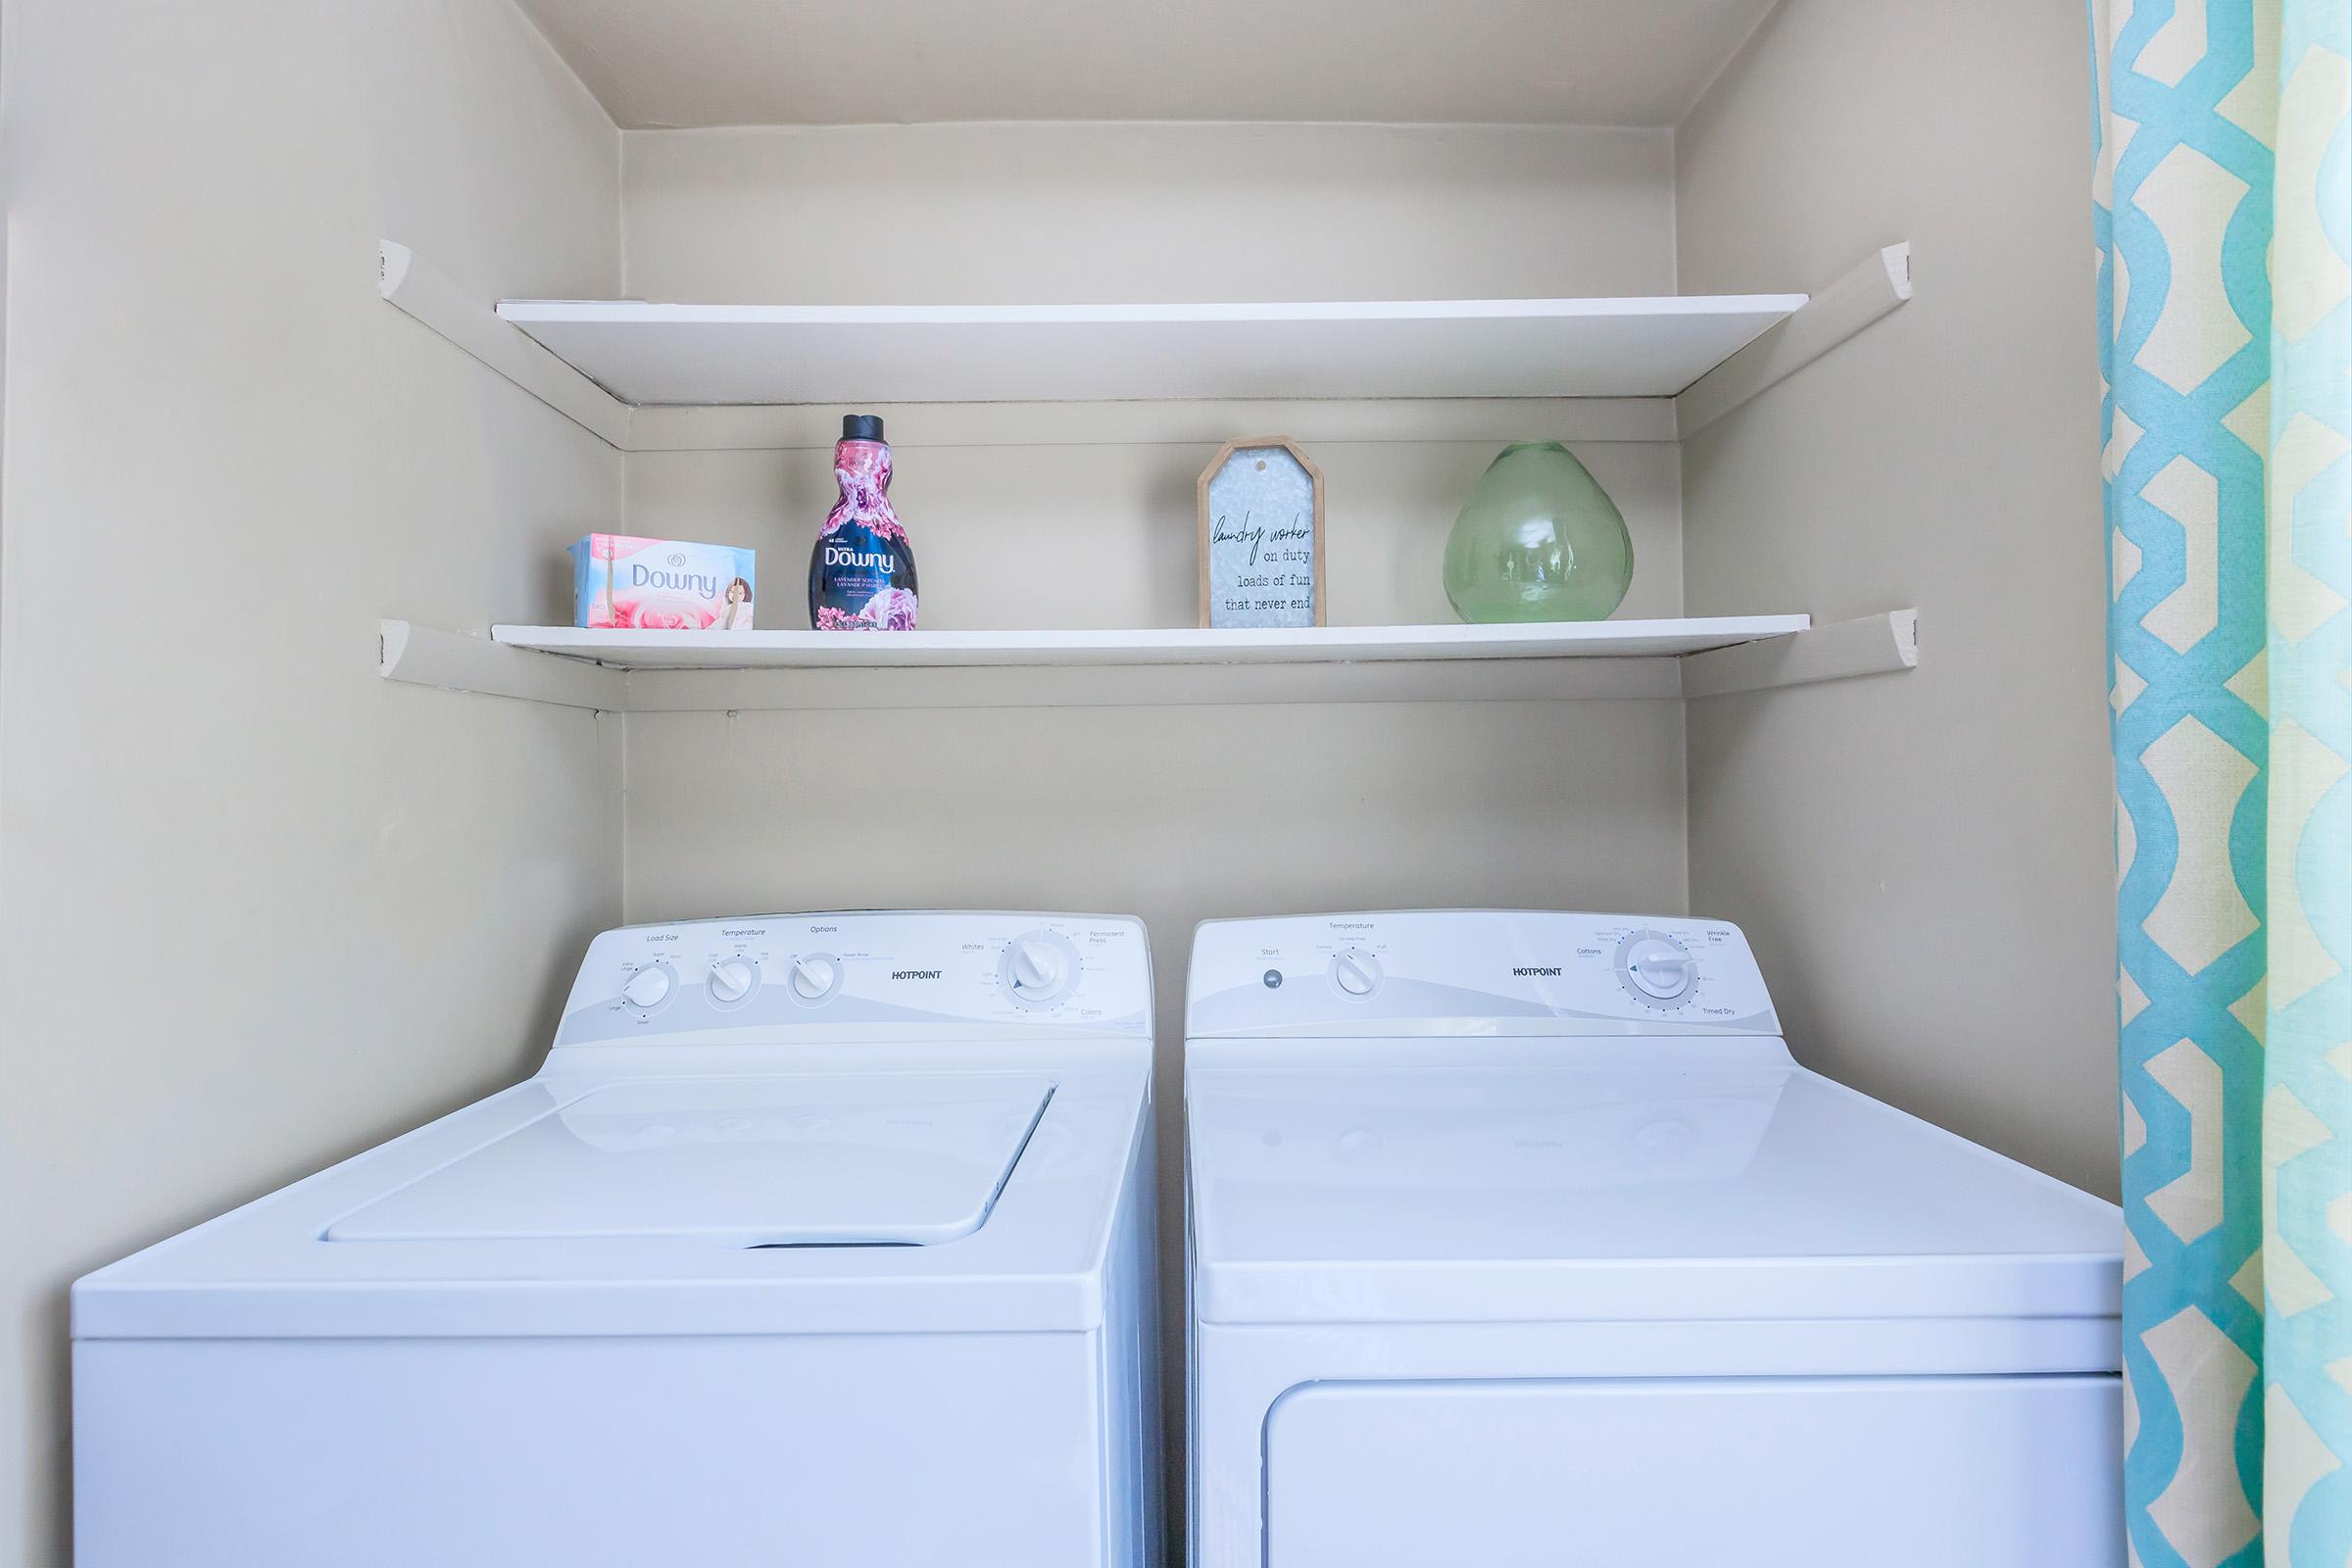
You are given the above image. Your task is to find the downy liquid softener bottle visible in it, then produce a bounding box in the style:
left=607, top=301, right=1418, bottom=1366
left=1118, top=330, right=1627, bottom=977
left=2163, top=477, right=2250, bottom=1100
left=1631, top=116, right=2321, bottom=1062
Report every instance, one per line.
left=808, top=414, right=918, bottom=630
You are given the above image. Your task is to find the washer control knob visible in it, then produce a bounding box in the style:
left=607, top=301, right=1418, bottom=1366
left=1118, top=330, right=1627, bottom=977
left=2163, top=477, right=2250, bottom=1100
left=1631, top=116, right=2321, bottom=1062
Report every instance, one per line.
left=709, top=958, right=757, bottom=1004
left=790, top=955, right=839, bottom=1001
left=1330, top=950, right=1382, bottom=997
left=1623, top=937, right=1695, bottom=1001
left=1010, top=939, right=1062, bottom=993
left=1001, top=929, right=1082, bottom=1006
left=621, top=965, right=672, bottom=1009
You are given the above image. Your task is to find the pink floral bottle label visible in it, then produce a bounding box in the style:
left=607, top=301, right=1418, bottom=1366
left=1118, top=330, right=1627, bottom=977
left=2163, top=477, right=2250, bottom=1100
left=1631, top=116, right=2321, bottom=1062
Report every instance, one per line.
left=808, top=420, right=918, bottom=630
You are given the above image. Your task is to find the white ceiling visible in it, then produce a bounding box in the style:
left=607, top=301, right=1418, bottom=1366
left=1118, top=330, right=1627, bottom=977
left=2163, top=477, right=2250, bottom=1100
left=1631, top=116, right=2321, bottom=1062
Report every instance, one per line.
left=514, top=0, right=1782, bottom=129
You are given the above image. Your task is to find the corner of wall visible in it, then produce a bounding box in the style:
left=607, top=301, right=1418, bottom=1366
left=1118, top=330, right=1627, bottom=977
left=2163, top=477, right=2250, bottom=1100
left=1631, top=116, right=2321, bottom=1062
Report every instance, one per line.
left=1664, top=0, right=2116, bottom=1198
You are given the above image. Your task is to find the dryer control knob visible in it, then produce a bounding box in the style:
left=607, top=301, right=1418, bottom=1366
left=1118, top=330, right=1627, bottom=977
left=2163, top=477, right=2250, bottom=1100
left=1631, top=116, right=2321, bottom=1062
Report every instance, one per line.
left=1331, top=950, right=1382, bottom=997
left=709, top=958, right=757, bottom=1004
left=790, top=955, right=839, bottom=1001
left=1623, top=937, right=1694, bottom=1001
left=621, top=965, right=672, bottom=1009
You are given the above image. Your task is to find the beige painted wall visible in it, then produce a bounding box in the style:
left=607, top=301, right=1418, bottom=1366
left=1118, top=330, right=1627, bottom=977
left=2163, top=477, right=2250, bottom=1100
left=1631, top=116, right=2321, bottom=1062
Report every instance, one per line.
left=623, top=122, right=1678, bottom=304
left=1676, top=0, right=2118, bottom=1197
left=0, top=5, right=625, bottom=1564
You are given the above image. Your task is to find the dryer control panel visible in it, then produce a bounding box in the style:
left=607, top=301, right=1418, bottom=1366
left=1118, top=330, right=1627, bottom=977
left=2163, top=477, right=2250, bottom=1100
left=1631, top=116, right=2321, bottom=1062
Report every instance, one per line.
left=1187, top=911, right=1779, bottom=1038
left=555, top=911, right=1152, bottom=1045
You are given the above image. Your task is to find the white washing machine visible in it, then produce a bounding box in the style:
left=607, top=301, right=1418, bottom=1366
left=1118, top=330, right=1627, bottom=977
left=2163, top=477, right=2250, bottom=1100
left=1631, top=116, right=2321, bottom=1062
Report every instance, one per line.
left=1185, top=910, right=2123, bottom=1568
left=75, top=911, right=1160, bottom=1568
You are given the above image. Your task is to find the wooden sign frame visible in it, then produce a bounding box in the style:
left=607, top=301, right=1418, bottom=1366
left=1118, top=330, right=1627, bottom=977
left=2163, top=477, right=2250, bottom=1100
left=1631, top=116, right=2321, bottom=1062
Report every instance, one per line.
left=1196, top=436, right=1327, bottom=629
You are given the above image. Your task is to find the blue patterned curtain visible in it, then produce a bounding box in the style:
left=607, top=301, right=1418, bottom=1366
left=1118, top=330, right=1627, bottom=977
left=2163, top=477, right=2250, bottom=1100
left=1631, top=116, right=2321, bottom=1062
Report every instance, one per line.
left=2093, top=1, right=2352, bottom=1563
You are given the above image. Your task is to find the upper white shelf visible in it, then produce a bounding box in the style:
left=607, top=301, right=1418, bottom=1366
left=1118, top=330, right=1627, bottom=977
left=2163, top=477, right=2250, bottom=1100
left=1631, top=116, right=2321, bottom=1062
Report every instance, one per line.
left=490, top=616, right=1810, bottom=670
left=382, top=611, right=1916, bottom=710
left=493, top=295, right=1806, bottom=407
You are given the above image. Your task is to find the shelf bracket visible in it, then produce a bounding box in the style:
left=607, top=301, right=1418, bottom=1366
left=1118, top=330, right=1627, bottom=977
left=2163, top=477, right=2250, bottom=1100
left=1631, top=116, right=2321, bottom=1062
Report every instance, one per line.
left=1680, top=609, right=1918, bottom=699
left=1675, top=244, right=1913, bottom=437
left=379, top=619, right=627, bottom=711
left=377, top=240, right=633, bottom=450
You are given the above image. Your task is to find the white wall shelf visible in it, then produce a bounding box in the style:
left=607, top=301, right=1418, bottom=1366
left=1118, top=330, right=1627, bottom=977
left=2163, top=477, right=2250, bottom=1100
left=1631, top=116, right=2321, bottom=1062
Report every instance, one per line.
left=489, top=617, right=1810, bottom=669
left=380, top=612, right=1919, bottom=712
left=379, top=239, right=1913, bottom=450
left=493, top=295, right=1805, bottom=409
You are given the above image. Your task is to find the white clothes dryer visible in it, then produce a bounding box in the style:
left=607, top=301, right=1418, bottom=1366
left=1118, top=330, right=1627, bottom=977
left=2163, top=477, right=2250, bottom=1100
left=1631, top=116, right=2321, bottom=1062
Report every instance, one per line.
left=76, top=911, right=1160, bottom=1568
left=1184, top=910, right=2122, bottom=1568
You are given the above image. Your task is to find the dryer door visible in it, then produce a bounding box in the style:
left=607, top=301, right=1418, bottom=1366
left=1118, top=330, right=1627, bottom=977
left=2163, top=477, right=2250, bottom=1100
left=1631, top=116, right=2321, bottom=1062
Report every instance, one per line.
left=1263, top=1374, right=2123, bottom=1567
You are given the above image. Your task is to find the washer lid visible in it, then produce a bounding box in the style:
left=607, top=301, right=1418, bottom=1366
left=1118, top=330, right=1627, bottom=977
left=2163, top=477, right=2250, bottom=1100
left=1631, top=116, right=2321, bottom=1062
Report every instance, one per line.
left=327, top=1074, right=1054, bottom=1247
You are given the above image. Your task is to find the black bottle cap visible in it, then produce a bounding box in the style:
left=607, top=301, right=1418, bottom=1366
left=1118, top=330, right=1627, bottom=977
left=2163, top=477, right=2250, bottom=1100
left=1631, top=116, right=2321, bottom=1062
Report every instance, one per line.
left=841, top=414, right=886, bottom=443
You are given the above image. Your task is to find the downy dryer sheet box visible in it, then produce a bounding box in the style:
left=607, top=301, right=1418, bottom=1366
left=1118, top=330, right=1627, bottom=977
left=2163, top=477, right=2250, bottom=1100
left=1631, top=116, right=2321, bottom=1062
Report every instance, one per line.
left=570, top=535, right=757, bottom=630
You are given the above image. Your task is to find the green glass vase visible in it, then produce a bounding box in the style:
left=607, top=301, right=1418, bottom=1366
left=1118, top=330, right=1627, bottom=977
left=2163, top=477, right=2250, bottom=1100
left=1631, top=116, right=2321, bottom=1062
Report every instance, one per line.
left=1442, top=442, right=1633, bottom=622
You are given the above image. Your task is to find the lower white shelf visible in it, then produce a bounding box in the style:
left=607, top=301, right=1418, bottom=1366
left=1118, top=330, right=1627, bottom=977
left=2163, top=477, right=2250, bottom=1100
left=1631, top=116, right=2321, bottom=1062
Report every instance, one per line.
left=380, top=612, right=1917, bottom=712
left=491, top=616, right=1808, bottom=670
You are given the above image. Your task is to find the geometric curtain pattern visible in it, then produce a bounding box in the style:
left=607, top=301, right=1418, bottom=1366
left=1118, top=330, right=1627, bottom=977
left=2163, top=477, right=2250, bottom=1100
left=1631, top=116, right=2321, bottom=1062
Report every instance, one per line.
left=2264, top=2, right=2351, bottom=1564
left=2092, top=1, right=2352, bottom=1563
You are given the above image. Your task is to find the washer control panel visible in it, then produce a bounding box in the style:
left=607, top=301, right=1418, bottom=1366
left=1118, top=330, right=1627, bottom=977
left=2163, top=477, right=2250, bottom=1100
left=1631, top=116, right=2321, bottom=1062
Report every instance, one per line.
left=556, top=912, right=1151, bottom=1046
left=1187, top=911, right=1779, bottom=1038
left=1000, top=927, right=1084, bottom=1008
